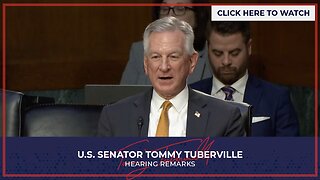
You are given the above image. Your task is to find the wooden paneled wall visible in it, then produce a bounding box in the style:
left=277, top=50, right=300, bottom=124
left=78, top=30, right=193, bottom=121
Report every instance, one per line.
left=253, top=22, right=315, bottom=87
left=249, top=21, right=315, bottom=87
left=2, top=1, right=317, bottom=91
left=4, top=5, right=152, bottom=90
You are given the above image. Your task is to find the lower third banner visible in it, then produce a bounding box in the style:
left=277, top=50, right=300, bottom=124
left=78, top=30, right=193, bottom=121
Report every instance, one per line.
left=3, top=137, right=316, bottom=178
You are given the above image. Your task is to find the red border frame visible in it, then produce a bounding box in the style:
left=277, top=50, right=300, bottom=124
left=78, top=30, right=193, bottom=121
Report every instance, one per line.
left=1, top=3, right=318, bottom=178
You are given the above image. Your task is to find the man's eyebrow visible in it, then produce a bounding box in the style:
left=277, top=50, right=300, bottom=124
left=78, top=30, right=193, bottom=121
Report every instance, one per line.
left=211, top=49, right=222, bottom=52
left=229, top=48, right=241, bottom=53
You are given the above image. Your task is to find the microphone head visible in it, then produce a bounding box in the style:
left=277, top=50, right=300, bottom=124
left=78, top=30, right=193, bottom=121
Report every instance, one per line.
left=137, top=116, right=144, bottom=125
left=137, top=117, right=144, bottom=136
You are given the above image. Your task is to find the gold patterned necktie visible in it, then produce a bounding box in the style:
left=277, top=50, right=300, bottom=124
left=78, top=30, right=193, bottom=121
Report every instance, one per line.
left=156, top=101, right=172, bottom=137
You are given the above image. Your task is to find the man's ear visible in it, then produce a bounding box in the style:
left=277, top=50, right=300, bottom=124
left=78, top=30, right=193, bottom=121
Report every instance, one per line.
left=189, top=51, right=199, bottom=74
left=247, top=38, right=252, bottom=56
left=143, top=56, right=148, bottom=75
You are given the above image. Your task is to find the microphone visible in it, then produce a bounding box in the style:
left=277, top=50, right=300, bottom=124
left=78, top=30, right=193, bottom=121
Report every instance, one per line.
left=137, top=117, right=144, bottom=137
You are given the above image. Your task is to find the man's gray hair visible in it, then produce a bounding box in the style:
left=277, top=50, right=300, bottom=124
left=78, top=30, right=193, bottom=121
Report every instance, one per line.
left=143, top=16, right=195, bottom=56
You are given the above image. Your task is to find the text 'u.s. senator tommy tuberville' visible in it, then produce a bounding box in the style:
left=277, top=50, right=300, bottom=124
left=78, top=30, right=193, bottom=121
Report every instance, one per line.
left=78, top=150, right=243, bottom=167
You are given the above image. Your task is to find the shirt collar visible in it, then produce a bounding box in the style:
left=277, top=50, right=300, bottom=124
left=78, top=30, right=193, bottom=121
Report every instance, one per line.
left=152, top=86, right=189, bottom=113
left=212, top=70, right=248, bottom=95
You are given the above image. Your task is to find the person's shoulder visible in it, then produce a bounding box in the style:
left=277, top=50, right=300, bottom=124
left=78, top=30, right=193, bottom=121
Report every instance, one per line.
left=131, top=41, right=143, bottom=49
left=128, top=41, right=144, bottom=61
left=250, top=75, right=289, bottom=94
left=190, top=77, right=212, bottom=88
left=197, top=44, right=207, bottom=58
left=104, top=90, right=147, bottom=110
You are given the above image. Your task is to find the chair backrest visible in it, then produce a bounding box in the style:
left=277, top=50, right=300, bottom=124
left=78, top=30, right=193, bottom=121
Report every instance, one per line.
left=0, top=90, right=55, bottom=136
left=21, top=104, right=104, bottom=137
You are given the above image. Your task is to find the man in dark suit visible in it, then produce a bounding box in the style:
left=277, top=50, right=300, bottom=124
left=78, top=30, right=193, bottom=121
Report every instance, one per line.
left=98, top=17, right=244, bottom=137
left=191, top=21, right=299, bottom=136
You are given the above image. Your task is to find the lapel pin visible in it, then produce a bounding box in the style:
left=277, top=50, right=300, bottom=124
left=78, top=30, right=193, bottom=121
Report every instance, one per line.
left=194, top=111, right=201, bottom=118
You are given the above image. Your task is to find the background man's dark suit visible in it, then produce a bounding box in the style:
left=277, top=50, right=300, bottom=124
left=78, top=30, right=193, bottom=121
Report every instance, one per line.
left=98, top=88, right=244, bottom=137
left=190, top=75, right=299, bottom=136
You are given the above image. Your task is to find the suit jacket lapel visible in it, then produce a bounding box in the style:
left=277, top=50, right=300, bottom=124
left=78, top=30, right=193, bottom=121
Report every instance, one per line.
left=186, top=88, right=209, bottom=137
left=133, top=88, right=153, bottom=136
left=203, top=77, right=213, bottom=94
left=244, top=75, right=262, bottom=114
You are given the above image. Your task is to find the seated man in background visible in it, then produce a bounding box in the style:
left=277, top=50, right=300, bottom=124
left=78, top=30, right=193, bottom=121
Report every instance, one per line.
left=191, top=21, right=299, bottom=136
left=98, top=17, right=244, bottom=137
left=120, top=0, right=212, bottom=85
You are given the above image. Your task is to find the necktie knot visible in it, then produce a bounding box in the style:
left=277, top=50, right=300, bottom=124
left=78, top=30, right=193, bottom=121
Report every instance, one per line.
left=221, top=86, right=236, bottom=101
left=161, top=100, right=172, bottom=111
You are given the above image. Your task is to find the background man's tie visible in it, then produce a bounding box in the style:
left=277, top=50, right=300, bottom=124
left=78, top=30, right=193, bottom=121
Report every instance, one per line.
left=156, top=101, right=172, bottom=137
left=221, top=86, right=236, bottom=101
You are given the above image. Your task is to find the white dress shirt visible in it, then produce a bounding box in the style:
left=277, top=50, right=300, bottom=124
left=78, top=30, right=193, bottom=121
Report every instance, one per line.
left=211, top=71, right=249, bottom=102
left=148, top=86, right=189, bottom=137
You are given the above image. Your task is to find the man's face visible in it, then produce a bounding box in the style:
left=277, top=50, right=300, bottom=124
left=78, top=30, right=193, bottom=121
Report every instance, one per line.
left=160, top=0, right=196, bottom=28
left=144, top=30, right=198, bottom=99
left=208, top=31, right=252, bottom=85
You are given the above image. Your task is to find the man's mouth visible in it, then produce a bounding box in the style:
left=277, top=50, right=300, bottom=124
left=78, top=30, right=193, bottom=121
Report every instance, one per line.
left=221, top=71, right=234, bottom=75
left=159, top=76, right=173, bottom=80
left=220, top=68, right=236, bottom=75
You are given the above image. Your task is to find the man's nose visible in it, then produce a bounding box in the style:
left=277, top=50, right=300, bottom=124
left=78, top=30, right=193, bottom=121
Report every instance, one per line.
left=168, top=9, right=176, bottom=17
left=159, top=58, right=170, bottom=71
left=222, top=55, right=232, bottom=66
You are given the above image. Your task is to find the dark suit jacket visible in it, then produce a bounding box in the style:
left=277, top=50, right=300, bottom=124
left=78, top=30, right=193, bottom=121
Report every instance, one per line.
left=98, top=87, right=244, bottom=137
left=190, top=75, right=299, bottom=136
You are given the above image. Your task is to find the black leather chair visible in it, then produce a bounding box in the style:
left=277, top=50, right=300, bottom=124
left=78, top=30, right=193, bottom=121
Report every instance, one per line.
left=20, top=89, right=251, bottom=137
left=0, top=90, right=55, bottom=136
left=21, top=104, right=104, bottom=137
